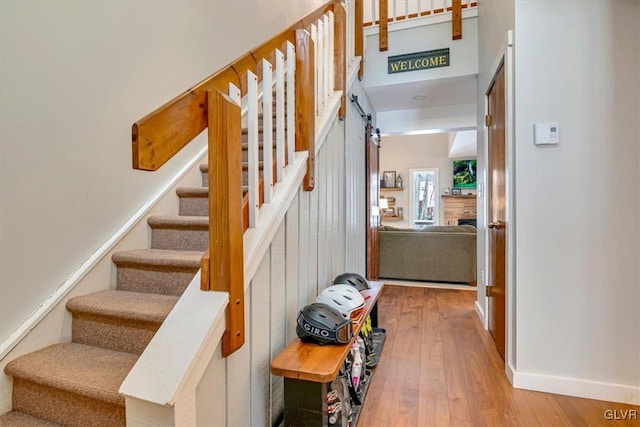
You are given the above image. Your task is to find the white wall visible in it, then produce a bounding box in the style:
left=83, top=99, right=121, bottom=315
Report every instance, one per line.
left=0, top=1, right=325, bottom=345
left=377, top=103, right=476, bottom=134
left=512, top=0, right=640, bottom=403
left=379, top=133, right=454, bottom=228
left=475, top=0, right=515, bottom=335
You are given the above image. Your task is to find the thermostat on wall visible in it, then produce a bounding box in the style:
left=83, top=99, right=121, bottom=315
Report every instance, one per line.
left=534, top=122, right=559, bottom=145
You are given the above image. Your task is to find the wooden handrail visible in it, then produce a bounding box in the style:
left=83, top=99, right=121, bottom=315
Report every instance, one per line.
left=133, top=0, right=363, bottom=358
left=132, top=1, right=338, bottom=171
left=206, top=89, right=245, bottom=356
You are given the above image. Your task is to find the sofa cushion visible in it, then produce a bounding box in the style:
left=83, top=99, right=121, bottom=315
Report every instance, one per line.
left=380, top=225, right=421, bottom=232
left=420, top=225, right=476, bottom=233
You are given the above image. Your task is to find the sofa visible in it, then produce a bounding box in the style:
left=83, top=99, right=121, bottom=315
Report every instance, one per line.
left=379, top=225, right=477, bottom=284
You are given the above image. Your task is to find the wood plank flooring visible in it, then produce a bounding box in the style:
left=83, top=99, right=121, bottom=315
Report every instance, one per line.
left=357, top=285, right=640, bottom=426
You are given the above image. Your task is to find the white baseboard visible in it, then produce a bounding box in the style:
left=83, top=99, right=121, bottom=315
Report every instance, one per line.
left=474, top=299, right=485, bottom=326
left=512, top=369, right=640, bottom=405
left=506, top=362, right=515, bottom=385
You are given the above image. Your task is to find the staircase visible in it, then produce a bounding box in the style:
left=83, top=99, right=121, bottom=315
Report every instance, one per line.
left=0, top=126, right=274, bottom=426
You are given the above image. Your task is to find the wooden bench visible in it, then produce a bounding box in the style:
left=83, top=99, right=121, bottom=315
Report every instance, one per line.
left=271, top=281, right=385, bottom=426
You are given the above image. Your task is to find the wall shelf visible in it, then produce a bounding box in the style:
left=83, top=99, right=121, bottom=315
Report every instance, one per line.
left=380, top=187, right=403, bottom=191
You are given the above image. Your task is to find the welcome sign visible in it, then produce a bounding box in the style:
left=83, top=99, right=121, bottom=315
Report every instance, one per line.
left=388, top=48, right=450, bottom=74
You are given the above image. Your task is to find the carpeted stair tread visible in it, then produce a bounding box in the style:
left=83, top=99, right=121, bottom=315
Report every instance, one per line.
left=0, top=411, right=61, bottom=426
left=66, top=290, right=178, bottom=324
left=112, top=249, right=203, bottom=269
left=5, top=343, right=137, bottom=406
left=176, top=187, right=208, bottom=198
left=147, top=215, right=209, bottom=230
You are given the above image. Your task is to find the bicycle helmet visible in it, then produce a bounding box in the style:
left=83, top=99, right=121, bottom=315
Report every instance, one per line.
left=333, top=273, right=370, bottom=291
left=317, top=284, right=366, bottom=322
left=296, top=303, right=353, bottom=345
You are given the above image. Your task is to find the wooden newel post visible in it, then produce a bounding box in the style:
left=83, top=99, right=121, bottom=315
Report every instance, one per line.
left=295, top=28, right=316, bottom=191
left=206, top=89, right=245, bottom=357
left=354, top=0, right=364, bottom=79
left=334, top=3, right=347, bottom=119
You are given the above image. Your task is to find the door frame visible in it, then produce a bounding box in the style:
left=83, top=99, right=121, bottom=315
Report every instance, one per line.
left=481, top=29, right=516, bottom=380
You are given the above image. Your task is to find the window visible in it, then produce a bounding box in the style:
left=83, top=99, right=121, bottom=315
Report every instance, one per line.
left=409, top=168, right=439, bottom=227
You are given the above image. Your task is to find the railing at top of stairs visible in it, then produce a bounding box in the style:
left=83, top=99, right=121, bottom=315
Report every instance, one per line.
left=130, top=0, right=363, bottom=356
left=363, top=0, right=477, bottom=50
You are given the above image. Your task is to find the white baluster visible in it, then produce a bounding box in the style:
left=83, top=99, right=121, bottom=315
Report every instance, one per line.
left=228, top=83, right=241, bottom=106
left=286, top=41, right=296, bottom=169
left=310, top=23, right=318, bottom=118
left=317, top=18, right=324, bottom=116
left=328, top=11, right=334, bottom=99
left=372, top=0, right=377, bottom=25
left=275, top=49, right=285, bottom=182
left=323, top=14, right=330, bottom=106
left=247, top=71, right=259, bottom=228
left=349, top=0, right=354, bottom=63
left=262, top=59, right=273, bottom=204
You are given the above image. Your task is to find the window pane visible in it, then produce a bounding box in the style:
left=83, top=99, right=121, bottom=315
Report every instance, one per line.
left=411, top=169, right=438, bottom=226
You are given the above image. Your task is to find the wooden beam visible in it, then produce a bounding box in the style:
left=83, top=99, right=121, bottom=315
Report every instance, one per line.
left=355, top=0, right=364, bottom=79
left=333, top=3, right=347, bottom=119
left=379, top=0, right=388, bottom=51
left=295, top=29, right=316, bottom=191
left=207, top=90, right=245, bottom=356
left=452, top=0, right=462, bottom=40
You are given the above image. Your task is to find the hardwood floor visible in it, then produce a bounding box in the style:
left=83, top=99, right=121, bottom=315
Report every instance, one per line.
left=357, top=285, right=640, bottom=426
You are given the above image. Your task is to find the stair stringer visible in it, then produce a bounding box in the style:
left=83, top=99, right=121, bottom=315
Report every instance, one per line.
left=0, top=147, right=207, bottom=415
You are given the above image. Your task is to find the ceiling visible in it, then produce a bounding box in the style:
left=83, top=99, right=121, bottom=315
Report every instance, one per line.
left=364, top=74, right=477, bottom=113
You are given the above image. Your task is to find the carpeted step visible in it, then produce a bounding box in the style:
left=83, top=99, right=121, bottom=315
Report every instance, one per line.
left=176, top=187, right=209, bottom=216
left=197, top=163, right=263, bottom=192
left=66, top=290, right=178, bottom=355
left=112, top=249, right=202, bottom=296
left=148, top=215, right=209, bottom=251
left=5, top=343, right=137, bottom=427
left=0, top=411, right=61, bottom=426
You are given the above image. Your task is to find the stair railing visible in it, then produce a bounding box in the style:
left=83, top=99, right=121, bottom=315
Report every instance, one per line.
left=131, top=0, right=363, bottom=357
left=363, top=0, right=476, bottom=26
left=365, top=0, right=474, bottom=50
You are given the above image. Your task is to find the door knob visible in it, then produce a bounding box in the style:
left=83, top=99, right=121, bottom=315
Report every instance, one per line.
left=488, top=220, right=504, bottom=229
